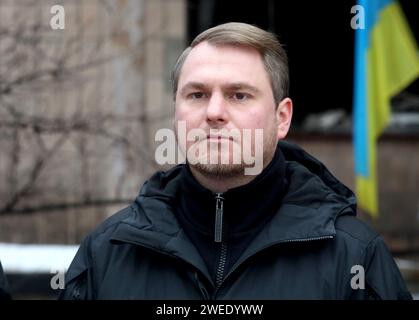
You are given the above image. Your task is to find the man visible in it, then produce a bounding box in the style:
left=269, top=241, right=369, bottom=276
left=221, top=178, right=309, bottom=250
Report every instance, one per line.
left=60, top=22, right=412, bottom=299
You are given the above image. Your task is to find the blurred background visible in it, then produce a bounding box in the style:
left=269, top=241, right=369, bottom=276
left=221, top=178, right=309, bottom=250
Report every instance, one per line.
left=0, top=0, right=418, bottom=299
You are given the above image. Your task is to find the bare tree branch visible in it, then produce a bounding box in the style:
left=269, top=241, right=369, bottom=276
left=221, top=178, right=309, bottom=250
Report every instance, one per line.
left=0, top=132, right=70, bottom=213
left=0, top=1, right=160, bottom=218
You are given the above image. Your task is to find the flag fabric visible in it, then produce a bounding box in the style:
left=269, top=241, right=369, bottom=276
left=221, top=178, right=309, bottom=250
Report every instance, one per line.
left=353, top=0, right=419, bottom=217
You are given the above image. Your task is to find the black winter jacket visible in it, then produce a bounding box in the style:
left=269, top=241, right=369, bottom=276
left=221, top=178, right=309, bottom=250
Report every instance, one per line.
left=0, top=260, right=11, bottom=300
left=60, top=142, right=412, bottom=300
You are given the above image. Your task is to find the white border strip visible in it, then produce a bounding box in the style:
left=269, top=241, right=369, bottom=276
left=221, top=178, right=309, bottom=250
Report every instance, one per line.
left=0, top=243, right=78, bottom=273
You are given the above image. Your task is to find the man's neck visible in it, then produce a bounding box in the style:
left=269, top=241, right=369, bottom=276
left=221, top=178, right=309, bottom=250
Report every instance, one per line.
left=188, top=167, right=257, bottom=193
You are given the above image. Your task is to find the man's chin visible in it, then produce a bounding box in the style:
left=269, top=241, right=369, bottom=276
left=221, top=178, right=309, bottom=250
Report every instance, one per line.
left=189, top=163, right=247, bottom=178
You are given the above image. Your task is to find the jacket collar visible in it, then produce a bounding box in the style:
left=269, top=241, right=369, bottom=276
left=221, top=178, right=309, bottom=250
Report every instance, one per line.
left=110, top=141, right=356, bottom=284
left=176, top=145, right=287, bottom=235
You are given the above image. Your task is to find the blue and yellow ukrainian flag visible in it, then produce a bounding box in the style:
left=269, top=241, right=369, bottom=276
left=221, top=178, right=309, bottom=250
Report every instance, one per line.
left=353, top=0, right=419, bottom=217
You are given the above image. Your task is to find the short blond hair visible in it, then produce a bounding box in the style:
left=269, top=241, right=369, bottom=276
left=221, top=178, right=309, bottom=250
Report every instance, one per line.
left=172, top=22, right=289, bottom=106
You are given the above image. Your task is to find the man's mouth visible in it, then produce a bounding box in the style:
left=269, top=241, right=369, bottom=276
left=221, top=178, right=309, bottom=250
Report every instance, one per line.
left=206, top=134, right=234, bottom=141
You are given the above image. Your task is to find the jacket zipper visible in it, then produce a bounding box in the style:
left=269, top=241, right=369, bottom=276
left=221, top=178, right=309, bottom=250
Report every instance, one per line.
left=214, top=193, right=228, bottom=291
left=215, top=227, right=228, bottom=290
left=214, top=193, right=224, bottom=242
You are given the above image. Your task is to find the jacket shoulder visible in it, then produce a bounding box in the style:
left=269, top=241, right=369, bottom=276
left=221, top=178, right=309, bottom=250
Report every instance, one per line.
left=59, top=205, right=136, bottom=299
left=88, top=205, right=134, bottom=239
left=334, top=215, right=412, bottom=299
left=334, top=214, right=379, bottom=246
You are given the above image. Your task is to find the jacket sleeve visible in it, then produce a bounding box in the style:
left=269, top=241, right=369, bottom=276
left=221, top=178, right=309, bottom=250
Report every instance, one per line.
left=0, top=260, right=11, bottom=300
left=359, top=236, right=412, bottom=300
left=58, top=237, right=95, bottom=300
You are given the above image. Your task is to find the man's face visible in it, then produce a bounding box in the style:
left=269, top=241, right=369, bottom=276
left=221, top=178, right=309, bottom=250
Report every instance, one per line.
left=174, top=41, right=288, bottom=177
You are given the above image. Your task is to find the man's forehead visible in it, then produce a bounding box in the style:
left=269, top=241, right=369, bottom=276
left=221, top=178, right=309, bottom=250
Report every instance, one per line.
left=186, top=41, right=262, bottom=62
left=178, top=41, right=269, bottom=87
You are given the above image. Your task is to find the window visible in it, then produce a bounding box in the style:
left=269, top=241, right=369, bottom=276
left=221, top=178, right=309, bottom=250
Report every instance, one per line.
left=187, top=0, right=419, bottom=133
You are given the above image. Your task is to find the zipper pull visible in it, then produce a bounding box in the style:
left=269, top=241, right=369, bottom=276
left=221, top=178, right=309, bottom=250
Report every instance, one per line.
left=214, top=193, right=224, bottom=243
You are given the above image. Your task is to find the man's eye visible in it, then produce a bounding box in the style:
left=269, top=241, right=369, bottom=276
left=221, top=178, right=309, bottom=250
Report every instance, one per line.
left=232, top=92, right=249, bottom=101
left=188, top=92, right=206, bottom=99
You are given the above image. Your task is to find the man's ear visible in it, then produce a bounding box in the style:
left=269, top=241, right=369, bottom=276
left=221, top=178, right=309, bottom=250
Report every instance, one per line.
left=276, top=97, right=293, bottom=140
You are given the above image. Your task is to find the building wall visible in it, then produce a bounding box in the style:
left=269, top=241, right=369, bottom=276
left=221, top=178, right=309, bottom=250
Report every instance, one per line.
left=288, top=133, right=419, bottom=252
left=0, top=0, right=186, bottom=244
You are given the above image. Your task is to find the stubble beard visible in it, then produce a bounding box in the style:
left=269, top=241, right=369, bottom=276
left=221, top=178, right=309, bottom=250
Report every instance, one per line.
left=192, top=147, right=245, bottom=178
left=175, top=129, right=278, bottom=179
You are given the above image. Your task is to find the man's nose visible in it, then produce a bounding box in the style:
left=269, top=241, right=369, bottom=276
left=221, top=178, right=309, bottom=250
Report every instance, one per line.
left=206, top=93, right=228, bottom=124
